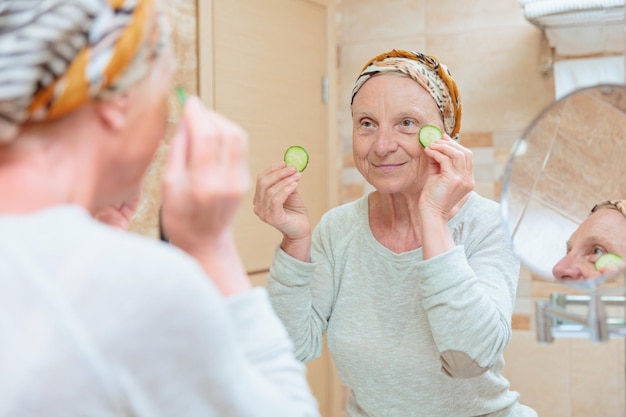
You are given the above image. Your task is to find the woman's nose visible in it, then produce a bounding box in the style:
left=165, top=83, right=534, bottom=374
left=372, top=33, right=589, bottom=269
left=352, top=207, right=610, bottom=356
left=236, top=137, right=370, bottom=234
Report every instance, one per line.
left=552, top=255, right=584, bottom=280
left=373, top=126, right=398, bottom=155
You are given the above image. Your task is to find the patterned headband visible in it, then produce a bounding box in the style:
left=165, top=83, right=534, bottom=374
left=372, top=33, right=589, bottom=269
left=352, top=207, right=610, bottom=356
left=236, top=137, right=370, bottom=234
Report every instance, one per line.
left=591, top=200, right=626, bottom=218
left=0, top=0, right=168, bottom=143
left=351, top=49, right=462, bottom=140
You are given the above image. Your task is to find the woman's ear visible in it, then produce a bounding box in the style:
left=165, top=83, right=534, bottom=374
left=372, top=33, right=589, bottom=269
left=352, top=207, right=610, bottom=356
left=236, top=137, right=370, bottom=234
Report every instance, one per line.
left=94, top=91, right=133, bottom=132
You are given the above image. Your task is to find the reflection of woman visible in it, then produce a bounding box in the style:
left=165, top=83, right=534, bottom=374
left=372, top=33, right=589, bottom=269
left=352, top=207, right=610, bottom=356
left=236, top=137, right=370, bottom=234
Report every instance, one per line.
left=0, top=1, right=318, bottom=415
left=553, top=200, right=626, bottom=280
left=255, top=50, right=536, bottom=416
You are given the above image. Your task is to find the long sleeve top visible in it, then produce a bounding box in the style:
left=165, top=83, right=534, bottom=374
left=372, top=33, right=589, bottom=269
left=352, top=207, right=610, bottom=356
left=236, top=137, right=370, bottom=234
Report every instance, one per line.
left=267, top=192, right=537, bottom=417
left=0, top=205, right=320, bottom=417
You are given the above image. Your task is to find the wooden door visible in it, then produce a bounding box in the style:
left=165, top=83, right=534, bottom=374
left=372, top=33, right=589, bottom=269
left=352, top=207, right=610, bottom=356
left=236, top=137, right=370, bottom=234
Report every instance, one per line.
left=212, top=0, right=329, bottom=275
left=201, top=1, right=344, bottom=416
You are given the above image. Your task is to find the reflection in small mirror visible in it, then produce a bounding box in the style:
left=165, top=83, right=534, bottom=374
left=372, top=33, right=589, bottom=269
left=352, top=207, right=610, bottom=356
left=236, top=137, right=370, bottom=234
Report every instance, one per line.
left=500, top=84, right=626, bottom=285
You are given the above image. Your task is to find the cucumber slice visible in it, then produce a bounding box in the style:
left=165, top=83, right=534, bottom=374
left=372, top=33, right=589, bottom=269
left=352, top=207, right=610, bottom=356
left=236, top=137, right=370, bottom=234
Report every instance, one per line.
left=419, top=125, right=443, bottom=148
left=176, top=86, right=187, bottom=104
left=594, top=253, right=623, bottom=271
left=284, top=146, right=309, bottom=172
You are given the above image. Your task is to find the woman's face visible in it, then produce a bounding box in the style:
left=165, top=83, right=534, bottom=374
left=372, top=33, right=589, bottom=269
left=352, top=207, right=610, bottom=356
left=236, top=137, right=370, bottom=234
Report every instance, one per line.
left=107, top=46, right=176, bottom=203
left=351, top=73, right=443, bottom=195
left=552, top=208, right=626, bottom=280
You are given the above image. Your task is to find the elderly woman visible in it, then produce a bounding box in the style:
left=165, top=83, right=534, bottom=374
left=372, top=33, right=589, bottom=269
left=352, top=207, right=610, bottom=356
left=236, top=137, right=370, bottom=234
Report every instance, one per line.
left=254, top=50, right=537, bottom=416
left=0, top=1, right=319, bottom=416
left=553, top=200, right=626, bottom=280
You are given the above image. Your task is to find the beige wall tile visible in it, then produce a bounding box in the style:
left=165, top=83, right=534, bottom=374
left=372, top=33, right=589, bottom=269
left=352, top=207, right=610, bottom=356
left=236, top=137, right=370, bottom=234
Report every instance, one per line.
left=425, top=0, right=530, bottom=35
left=461, top=131, right=493, bottom=147
left=531, top=279, right=587, bottom=299
left=494, top=130, right=523, bottom=152
left=494, top=143, right=515, bottom=166
left=518, top=265, right=533, bottom=284
left=503, top=331, right=572, bottom=417
left=513, top=296, right=533, bottom=317
left=427, top=28, right=554, bottom=133
left=472, top=147, right=494, bottom=163
left=512, top=314, right=532, bottom=331
left=473, top=181, right=496, bottom=200
left=516, top=283, right=532, bottom=304
left=340, top=0, right=426, bottom=43
left=342, top=152, right=355, bottom=168
left=473, top=164, right=496, bottom=183
left=570, top=338, right=626, bottom=417
left=494, top=180, right=502, bottom=201
left=343, top=183, right=365, bottom=202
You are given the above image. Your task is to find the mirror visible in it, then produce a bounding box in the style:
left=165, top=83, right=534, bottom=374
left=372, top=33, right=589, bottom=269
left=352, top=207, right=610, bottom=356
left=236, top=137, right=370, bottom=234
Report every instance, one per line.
left=500, top=84, right=626, bottom=289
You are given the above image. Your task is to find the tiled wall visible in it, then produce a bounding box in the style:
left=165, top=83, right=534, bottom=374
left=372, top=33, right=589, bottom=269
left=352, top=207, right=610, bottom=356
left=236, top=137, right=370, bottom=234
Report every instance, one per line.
left=129, top=0, right=198, bottom=238
left=338, top=0, right=625, bottom=415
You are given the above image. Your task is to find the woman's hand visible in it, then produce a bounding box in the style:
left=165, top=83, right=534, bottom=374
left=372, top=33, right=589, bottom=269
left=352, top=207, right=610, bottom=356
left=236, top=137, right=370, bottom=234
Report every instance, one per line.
left=161, top=96, right=251, bottom=295
left=418, top=135, right=474, bottom=260
left=253, top=162, right=311, bottom=261
left=420, top=135, right=474, bottom=220
left=94, top=190, right=143, bottom=230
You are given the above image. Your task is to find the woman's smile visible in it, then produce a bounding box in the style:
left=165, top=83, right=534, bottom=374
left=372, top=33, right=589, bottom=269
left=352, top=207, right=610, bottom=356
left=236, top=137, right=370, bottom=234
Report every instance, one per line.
left=372, top=161, right=406, bottom=172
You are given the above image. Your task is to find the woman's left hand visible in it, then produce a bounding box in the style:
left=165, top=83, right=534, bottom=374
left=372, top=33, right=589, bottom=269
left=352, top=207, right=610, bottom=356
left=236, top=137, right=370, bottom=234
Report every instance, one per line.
left=420, top=135, right=475, bottom=219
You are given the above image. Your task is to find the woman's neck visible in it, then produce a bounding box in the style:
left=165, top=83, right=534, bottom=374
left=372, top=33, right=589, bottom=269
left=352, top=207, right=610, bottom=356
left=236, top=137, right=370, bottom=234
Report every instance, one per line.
left=367, top=191, right=471, bottom=254
left=368, top=191, right=423, bottom=253
left=0, top=131, right=97, bottom=214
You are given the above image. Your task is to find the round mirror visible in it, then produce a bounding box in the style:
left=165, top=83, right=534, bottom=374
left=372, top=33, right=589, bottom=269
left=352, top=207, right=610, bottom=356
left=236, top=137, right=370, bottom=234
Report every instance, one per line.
left=500, top=84, right=626, bottom=289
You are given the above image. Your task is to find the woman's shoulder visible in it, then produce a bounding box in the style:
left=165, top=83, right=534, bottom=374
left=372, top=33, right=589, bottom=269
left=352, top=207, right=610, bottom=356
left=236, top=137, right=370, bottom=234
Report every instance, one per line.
left=0, top=205, right=215, bottom=300
left=450, top=192, right=505, bottom=239
left=320, top=194, right=367, bottom=222
left=0, top=205, right=226, bottom=339
left=91, top=222, right=213, bottom=295
left=457, top=192, right=501, bottom=222
left=317, top=194, right=368, bottom=234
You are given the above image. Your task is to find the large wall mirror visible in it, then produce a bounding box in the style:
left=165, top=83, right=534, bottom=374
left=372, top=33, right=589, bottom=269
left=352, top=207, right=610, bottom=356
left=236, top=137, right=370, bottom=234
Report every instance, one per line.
left=501, top=84, right=626, bottom=287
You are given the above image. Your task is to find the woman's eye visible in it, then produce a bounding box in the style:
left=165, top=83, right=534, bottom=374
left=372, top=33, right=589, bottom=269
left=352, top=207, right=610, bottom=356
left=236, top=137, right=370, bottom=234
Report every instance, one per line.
left=361, top=120, right=374, bottom=128
left=593, top=247, right=606, bottom=256
left=401, top=120, right=415, bottom=127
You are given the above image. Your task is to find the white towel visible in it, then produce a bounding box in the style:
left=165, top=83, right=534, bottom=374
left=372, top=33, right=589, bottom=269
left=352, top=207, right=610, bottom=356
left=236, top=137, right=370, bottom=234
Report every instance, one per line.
left=520, top=0, right=624, bottom=20
left=553, top=56, right=625, bottom=99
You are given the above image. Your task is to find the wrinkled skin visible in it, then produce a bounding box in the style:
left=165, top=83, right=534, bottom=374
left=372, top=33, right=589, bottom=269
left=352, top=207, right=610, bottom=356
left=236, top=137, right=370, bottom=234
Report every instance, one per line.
left=553, top=208, right=626, bottom=280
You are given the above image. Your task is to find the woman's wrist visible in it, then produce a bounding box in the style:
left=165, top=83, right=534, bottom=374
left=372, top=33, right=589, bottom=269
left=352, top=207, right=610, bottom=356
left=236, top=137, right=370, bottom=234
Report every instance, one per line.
left=280, top=235, right=311, bottom=262
left=419, top=212, right=454, bottom=260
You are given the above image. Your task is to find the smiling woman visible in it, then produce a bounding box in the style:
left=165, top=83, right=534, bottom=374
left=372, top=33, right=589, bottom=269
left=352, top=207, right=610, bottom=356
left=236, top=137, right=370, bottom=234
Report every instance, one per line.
left=254, top=49, right=538, bottom=417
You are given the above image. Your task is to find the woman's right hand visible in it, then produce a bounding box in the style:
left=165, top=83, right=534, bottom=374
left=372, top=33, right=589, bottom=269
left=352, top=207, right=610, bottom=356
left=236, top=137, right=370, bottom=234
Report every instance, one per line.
left=253, top=162, right=311, bottom=261
left=161, top=95, right=251, bottom=296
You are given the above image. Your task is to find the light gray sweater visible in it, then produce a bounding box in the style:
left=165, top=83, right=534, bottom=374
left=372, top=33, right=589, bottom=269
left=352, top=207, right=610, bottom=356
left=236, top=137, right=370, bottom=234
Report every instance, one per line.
left=0, top=206, right=320, bottom=417
left=268, top=192, right=537, bottom=417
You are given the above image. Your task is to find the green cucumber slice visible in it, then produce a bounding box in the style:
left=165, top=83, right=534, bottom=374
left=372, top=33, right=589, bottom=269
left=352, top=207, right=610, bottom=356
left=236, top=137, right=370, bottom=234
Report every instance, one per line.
left=594, top=253, right=623, bottom=271
left=176, top=86, right=187, bottom=105
left=419, top=125, right=443, bottom=148
left=284, top=145, right=309, bottom=172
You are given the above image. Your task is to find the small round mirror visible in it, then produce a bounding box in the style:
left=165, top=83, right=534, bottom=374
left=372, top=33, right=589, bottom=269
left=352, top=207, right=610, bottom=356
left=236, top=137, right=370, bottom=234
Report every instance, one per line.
left=500, top=84, right=626, bottom=288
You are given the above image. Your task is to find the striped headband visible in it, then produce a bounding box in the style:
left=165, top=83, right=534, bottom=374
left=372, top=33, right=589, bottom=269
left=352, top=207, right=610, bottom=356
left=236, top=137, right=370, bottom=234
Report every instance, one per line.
left=591, top=200, right=626, bottom=218
left=351, top=49, right=462, bottom=140
left=0, top=0, right=168, bottom=143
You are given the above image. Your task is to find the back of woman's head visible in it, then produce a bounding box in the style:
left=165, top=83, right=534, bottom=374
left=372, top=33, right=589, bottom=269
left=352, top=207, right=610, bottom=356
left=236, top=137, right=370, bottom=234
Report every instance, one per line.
left=0, top=0, right=169, bottom=143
